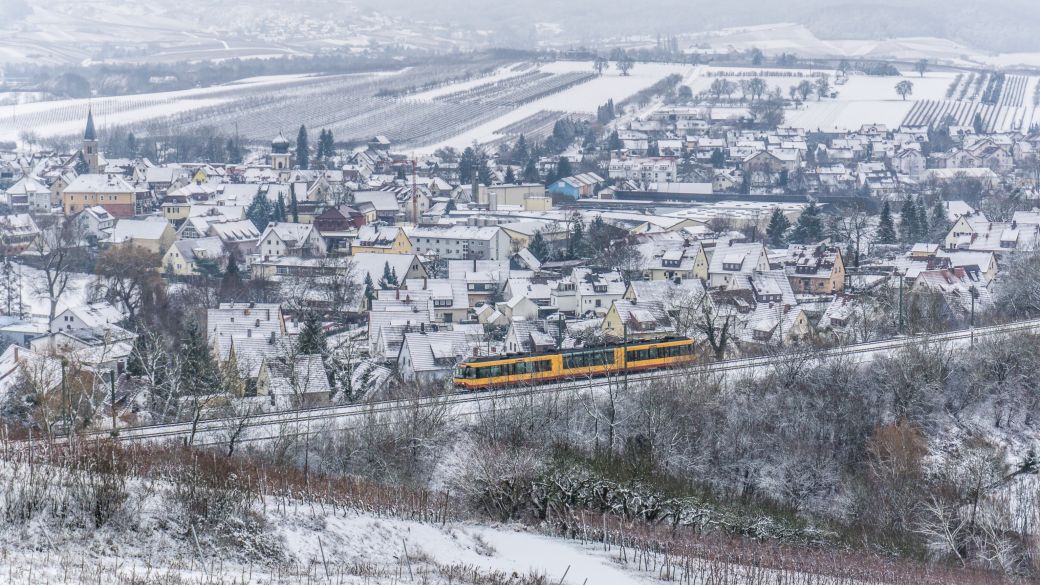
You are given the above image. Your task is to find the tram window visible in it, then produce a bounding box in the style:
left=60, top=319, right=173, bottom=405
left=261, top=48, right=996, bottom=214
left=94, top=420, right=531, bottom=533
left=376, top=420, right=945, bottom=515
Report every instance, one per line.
left=533, top=360, right=551, bottom=372
left=466, top=367, right=477, bottom=379
left=515, top=361, right=528, bottom=375
left=603, top=350, right=615, bottom=364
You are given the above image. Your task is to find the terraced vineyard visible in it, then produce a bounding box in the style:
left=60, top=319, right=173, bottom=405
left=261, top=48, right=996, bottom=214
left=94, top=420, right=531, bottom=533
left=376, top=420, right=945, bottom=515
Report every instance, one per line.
left=0, top=61, right=599, bottom=148
left=902, top=74, right=1036, bottom=132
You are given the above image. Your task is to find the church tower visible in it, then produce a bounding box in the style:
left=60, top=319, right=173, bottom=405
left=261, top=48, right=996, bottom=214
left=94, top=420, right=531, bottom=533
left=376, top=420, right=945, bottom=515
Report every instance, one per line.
left=83, top=109, right=99, bottom=174
left=270, top=132, right=291, bottom=171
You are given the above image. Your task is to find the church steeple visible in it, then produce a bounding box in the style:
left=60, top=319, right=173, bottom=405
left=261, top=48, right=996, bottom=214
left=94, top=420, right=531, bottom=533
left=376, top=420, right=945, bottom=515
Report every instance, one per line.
left=84, top=108, right=97, bottom=141
left=82, top=109, right=99, bottom=174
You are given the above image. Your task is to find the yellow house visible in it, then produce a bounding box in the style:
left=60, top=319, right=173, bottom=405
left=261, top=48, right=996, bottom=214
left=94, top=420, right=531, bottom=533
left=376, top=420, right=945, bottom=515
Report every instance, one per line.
left=601, top=299, right=674, bottom=341
left=645, top=245, right=708, bottom=282
left=782, top=245, right=846, bottom=295
left=63, top=174, right=136, bottom=218
left=162, top=201, right=191, bottom=222
left=109, top=219, right=176, bottom=256
left=161, top=237, right=227, bottom=276
left=350, top=225, right=412, bottom=255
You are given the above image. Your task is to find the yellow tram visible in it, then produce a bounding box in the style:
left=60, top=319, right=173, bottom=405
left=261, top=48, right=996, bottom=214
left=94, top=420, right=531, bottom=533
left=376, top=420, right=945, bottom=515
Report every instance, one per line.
left=453, top=337, right=696, bottom=390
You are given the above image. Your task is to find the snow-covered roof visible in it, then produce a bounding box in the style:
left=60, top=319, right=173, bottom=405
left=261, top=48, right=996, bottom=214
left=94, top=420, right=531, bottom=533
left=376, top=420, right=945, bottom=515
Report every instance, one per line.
left=110, top=219, right=170, bottom=243
left=65, top=174, right=133, bottom=194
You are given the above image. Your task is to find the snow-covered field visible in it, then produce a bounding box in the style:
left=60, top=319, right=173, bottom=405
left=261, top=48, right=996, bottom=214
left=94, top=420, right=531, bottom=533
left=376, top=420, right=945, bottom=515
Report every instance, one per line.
left=421, top=62, right=698, bottom=152
left=0, top=513, right=652, bottom=585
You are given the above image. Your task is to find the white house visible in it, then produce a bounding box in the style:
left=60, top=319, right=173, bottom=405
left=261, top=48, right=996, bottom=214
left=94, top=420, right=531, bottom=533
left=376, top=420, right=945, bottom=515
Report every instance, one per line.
left=407, top=225, right=512, bottom=261
left=257, top=222, right=326, bottom=260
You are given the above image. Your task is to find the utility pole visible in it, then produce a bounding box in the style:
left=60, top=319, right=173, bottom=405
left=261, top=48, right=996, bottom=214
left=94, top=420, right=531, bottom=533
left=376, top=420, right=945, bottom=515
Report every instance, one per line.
left=110, top=370, right=119, bottom=437
left=897, top=270, right=904, bottom=335
left=970, top=285, right=978, bottom=347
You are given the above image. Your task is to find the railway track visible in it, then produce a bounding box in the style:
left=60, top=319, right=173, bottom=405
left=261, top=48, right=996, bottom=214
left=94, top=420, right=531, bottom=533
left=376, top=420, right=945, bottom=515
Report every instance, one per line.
left=71, top=319, right=1040, bottom=447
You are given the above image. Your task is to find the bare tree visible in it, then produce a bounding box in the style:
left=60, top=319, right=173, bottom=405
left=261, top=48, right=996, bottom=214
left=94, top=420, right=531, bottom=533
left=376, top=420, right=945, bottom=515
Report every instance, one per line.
left=31, top=217, right=86, bottom=324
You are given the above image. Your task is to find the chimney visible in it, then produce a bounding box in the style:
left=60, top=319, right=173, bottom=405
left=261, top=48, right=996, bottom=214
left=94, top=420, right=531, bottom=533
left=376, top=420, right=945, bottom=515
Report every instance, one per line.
left=247, top=329, right=252, bottom=338
left=396, top=289, right=400, bottom=300
left=269, top=332, right=276, bottom=344
left=423, top=277, right=427, bottom=290
left=255, top=319, right=261, bottom=328
left=473, top=258, right=477, bottom=271
left=420, top=322, right=425, bottom=333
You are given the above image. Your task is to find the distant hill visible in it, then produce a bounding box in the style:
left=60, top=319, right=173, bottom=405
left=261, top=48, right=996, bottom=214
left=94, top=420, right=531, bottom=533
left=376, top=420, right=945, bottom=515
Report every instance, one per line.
left=354, top=0, right=1040, bottom=54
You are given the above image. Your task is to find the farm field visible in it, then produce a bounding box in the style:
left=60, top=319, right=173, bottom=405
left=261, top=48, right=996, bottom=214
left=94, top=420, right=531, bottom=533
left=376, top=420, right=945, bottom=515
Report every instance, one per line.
left=2, top=58, right=1036, bottom=151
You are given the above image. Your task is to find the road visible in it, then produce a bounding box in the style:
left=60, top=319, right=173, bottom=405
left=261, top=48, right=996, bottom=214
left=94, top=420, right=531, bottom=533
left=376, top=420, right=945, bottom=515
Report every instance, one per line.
left=76, top=319, right=1040, bottom=448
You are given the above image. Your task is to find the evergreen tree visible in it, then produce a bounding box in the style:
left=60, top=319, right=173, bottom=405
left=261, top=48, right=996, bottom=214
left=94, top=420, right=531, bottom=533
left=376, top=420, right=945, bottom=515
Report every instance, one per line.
left=504, top=167, right=516, bottom=184
left=607, top=130, right=622, bottom=152
left=179, top=320, right=221, bottom=396
left=459, top=147, right=477, bottom=183
left=877, top=200, right=897, bottom=244
left=555, top=157, right=573, bottom=181
left=290, top=192, right=299, bottom=223
left=296, top=125, right=309, bottom=170
left=528, top=230, right=550, bottom=261
left=274, top=193, right=287, bottom=222
left=219, top=255, right=243, bottom=301
left=512, top=134, right=529, bottom=164
left=710, top=148, right=726, bottom=168
left=381, top=261, right=394, bottom=288
left=899, top=198, right=917, bottom=242
left=568, top=216, right=587, bottom=259
left=477, top=153, right=492, bottom=186
left=389, top=267, right=399, bottom=287
left=296, top=311, right=328, bottom=356
left=789, top=202, right=824, bottom=243
left=74, top=152, right=89, bottom=175
left=973, top=112, right=985, bottom=135
left=522, top=159, right=540, bottom=183
left=246, top=191, right=274, bottom=230
left=765, top=208, right=791, bottom=247
left=126, top=133, right=138, bottom=157
left=913, top=198, right=929, bottom=241
left=315, top=129, right=335, bottom=161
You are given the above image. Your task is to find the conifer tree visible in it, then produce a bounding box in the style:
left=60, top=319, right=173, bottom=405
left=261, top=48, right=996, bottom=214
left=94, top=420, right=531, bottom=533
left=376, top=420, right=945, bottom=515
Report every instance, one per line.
left=766, top=208, right=791, bottom=247
left=275, top=193, right=287, bottom=222
left=913, top=198, right=929, bottom=241
left=364, top=272, right=376, bottom=301
left=296, top=125, right=309, bottom=170
left=899, top=198, right=917, bottom=242
left=179, top=320, right=221, bottom=396
left=290, top=192, right=299, bottom=223
left=877, top=200, right=897, bottom=244
left=74, top=152, right=89, bottom=175
left=512, top=134, right=529, bottom=164
left=296, top=311, right=328, bottom=356
left=504, top=167, right=516, bottom=184
left=522, top=160, right=540, bottom=183
left=528, top=230, right=550, bottom=261
left=246, top=191, right=274, bottom=230
left=790, top=202, right=824, bottom=243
